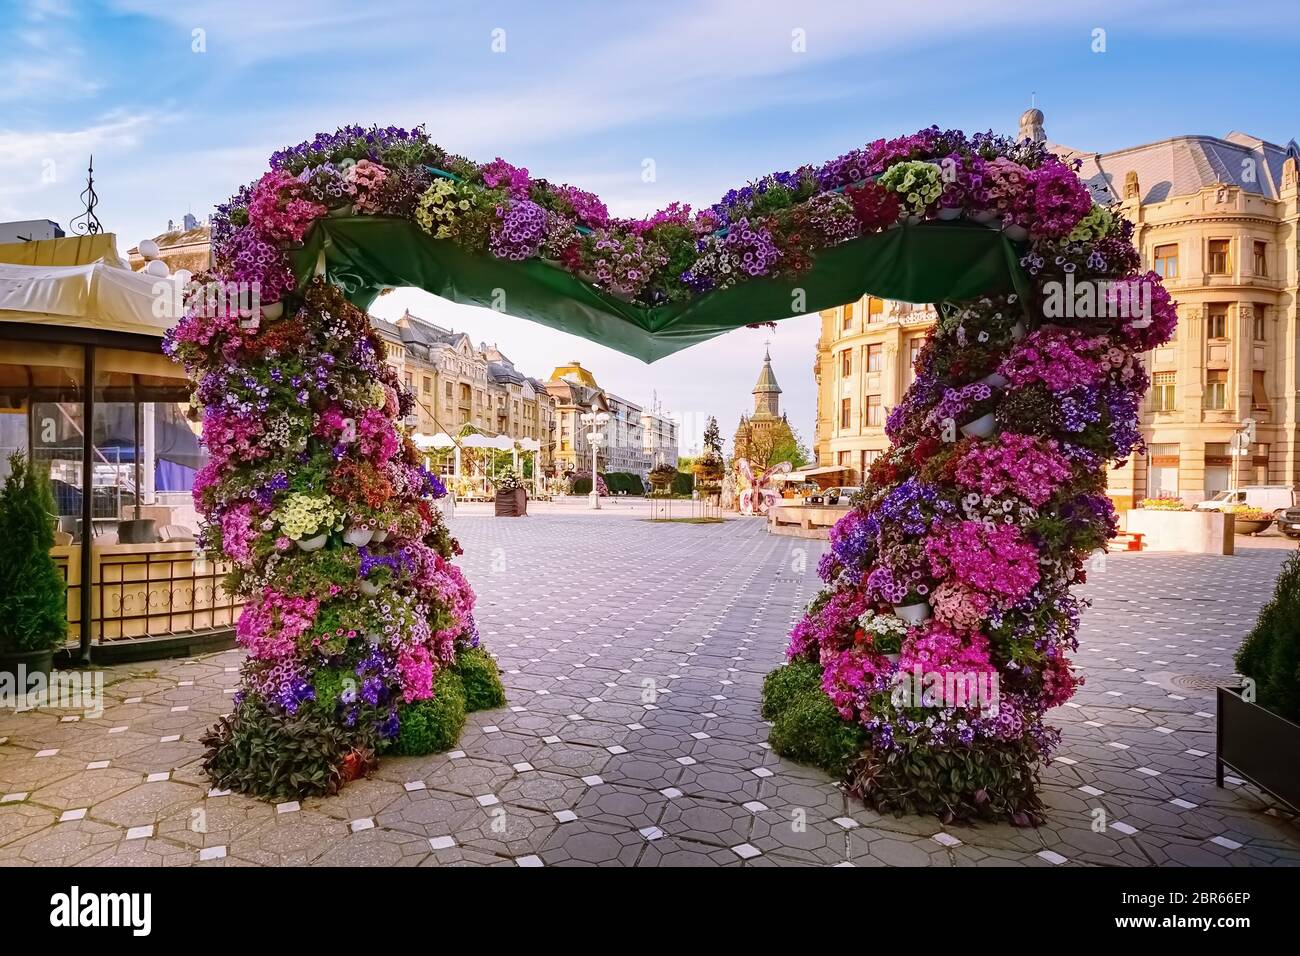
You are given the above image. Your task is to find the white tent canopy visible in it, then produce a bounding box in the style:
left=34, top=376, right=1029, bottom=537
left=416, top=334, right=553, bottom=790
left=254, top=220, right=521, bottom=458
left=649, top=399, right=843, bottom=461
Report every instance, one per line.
left=0, top=259, right=182, bottom=337
left=778, top=465, right=849, bottom=483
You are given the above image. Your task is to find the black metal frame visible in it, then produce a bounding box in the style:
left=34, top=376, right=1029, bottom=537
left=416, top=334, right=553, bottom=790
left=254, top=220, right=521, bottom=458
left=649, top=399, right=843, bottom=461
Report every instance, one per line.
left=1217, top=685, right=1300, bottom=813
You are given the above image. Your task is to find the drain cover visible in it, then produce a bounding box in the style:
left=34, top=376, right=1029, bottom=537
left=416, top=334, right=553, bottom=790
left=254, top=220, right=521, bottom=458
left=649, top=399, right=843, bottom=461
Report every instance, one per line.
left=1170, top=674, right=1239, bottom=693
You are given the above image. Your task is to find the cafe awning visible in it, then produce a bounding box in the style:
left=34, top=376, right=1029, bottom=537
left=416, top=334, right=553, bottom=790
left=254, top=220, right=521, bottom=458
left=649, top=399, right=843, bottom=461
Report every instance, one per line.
left=0, top=256, right=182, bottom=338
left=779, top=465, right=848, bottom=482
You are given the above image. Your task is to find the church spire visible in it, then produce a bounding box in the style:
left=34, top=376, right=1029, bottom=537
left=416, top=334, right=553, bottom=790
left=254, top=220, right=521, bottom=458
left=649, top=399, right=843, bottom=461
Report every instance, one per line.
left=751, top=344, right=781, bottom=418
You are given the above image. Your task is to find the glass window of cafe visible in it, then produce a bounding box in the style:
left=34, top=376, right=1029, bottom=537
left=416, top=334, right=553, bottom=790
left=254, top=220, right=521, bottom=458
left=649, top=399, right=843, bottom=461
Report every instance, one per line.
left=0, top=338, right=206, bottom=544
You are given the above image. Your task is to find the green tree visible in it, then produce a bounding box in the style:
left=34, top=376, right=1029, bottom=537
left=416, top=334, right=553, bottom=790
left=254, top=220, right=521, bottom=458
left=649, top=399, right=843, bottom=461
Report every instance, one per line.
left=1236, top=550, right=1300, bottom=722
left=769, top=429, right=810, bottom=470
left=0, top=454, right=68, bottom=652
left=703, top=416, right=723, bottom=456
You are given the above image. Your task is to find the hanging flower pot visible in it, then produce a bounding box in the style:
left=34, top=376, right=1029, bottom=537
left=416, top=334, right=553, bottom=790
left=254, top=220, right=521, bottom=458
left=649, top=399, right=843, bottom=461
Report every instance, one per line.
left=358, top=579, right=381, bottom=596
left=343, top=526, right=374, bottom=547
left=1002, top=222, right=1029, bottom=242
left=980, top=371, right=1009, bottom=388
left=260, top=300, right=284, bottom=321
left=936, top=207, right=962, bottom=221
left=971, top=209, right=999, bottom=225
left=892, top=602, right=931, bottom=625
left=959, top=413, right=996, bottom=439
left=295, top=533, right=327, bottom=552
left=327, top=202, right=356, bottom=218
left=371, top=529, right=389, bottom=543
left=883, top=652, right=902, bottom=664
left=1010, top=320, right=1027, bottom=342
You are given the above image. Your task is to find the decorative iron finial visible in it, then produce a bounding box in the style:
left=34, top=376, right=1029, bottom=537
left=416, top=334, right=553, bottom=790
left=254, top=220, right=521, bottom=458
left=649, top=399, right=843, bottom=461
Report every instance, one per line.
left=70, top=155, right=103, bottom=236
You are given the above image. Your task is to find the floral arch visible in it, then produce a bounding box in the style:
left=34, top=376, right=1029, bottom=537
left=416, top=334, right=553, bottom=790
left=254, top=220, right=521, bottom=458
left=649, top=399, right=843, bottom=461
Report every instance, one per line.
left=169, top=124, right=1173, bottom=805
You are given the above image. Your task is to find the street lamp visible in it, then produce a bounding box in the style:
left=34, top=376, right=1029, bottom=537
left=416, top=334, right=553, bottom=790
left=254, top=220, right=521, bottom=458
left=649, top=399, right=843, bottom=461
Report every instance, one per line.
left=580, top=410, right=610, bottom=510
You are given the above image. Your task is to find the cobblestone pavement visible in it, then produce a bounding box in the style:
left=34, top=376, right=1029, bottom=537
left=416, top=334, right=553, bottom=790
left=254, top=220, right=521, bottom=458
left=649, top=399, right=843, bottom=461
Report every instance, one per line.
left=2, top=512, right=1298, bottom=866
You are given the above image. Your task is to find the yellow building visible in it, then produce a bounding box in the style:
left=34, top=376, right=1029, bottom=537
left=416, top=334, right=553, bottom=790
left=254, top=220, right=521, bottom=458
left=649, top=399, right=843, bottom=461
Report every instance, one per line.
left=372, top=310, right=558, bottom=472
left=814, top=111, right=1300, bottom=506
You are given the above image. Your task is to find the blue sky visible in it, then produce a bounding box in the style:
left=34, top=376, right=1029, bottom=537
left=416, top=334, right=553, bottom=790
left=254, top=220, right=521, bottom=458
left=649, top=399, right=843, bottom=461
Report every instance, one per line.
left=4, top=0, right=1298, bottom=453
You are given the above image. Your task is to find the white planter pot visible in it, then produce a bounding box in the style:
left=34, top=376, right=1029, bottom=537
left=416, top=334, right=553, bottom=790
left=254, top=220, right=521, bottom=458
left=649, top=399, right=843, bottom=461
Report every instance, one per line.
left=905, top=213, right=922, bottom=226
left=327, top=203, right=355, bottom=218
left=1010, top=320, right=1027, bottom=342
left=371, top=529, right=389, bottom=542
left=883, top=652, right=902, bottom=664
left=971, top=209, right=999, bottom=225
left=936, top=207, right=962, bottom=221
left=365, top=631, right=383, bottom=645
left=892, top=602, right=931, bottom=625
left=960, top=413, right=996, bottom=439
left=260, top=300, right=283, bottom=321
left=343, top=527, right=374, bottom=547
left=295, top=533, right=327, bottom=552
left=358, top=579, right=381, bottom=596
left=1002, top=223, right=1029, bottom=242
left=980, top=372, right=1009, bottom=389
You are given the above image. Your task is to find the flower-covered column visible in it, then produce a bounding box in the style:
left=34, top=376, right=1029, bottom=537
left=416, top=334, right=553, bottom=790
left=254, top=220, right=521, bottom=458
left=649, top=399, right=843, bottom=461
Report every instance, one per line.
left=765, top=141, right=1176, bottom=823
left=167, top=278, right=504, bottom=800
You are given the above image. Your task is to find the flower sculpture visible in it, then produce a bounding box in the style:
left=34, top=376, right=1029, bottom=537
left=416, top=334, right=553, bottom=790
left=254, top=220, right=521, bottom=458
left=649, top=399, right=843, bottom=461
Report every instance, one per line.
left=165, top=278, right=504, bottom=800
left=736, top=459, right=791, bottom=516
left=763, top=140, right=1176, bottom=824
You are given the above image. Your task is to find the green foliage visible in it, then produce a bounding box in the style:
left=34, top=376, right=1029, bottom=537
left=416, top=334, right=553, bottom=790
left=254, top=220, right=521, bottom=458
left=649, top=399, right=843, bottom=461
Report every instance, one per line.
left=767, top=680, right=866, bottom=776
left=0, top=454, right=67, bottom=653
left=671, top=471, right=694, bottom=496
left=850, top=735, right=1047, bottom=825
left=769, top=430, right=810, bottom=470
left=572, top=475, right=592, bottom=495
left=703, top=416, right=723, bottom=456
left=391, top=669, right=467, bottom=755
left=760, top=660, right=822, bottom=720
left=1236, top=550, right=1300, bottom=723
left=201, top=696, right=373, bottom=800
left=603, top=472, right=646, bottom=495
left=456, top=647, right=507, bottom=711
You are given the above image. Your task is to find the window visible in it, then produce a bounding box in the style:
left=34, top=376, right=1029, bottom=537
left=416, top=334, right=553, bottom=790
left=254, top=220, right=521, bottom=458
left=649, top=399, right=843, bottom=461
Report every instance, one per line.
left=1208, top=239, right=1231, bottom=275
left=1253, top=241, right=1267, bottom=277
left=861, top=449, right=882, bottom=475
left=866, top=394, right=883, bottom=427
left=840, top=398, right=852, bottom=429
left=1207, top=304, right=1228, bottom=339
left=866, top=344, right=883, bottom=372
left=1255, top=443, right=1271, bottom=484
left=841, top=303, right=854, bottom=331
left=867, top=297, right=884, bottom=321
left=1203, top=442, right=1231, bottom=496
left=1205, top=369, right=1228, bottom=410
left=421, top=376, right=431, bottom=394
left=445, top=382, right=453, bottom=400
left=403, top=372, right=413, bottom=390
left=1253, top=304, right=1267, bottom=341
left=1252, top=370, right=1268, bottom=410
left=837, top=451, right=852, bottom=467
left=1154, top=244, right=1179, bottom=278
left=1146, top=443, right=1179, bottom=498
left=1152, top=371, right=1176, bottom=411
left=841, top=350, right=852, bottom=376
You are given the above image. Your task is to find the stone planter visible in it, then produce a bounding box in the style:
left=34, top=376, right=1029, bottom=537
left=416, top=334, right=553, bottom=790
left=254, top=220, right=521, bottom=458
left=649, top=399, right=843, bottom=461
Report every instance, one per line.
left=1124, top=509, right=1233, bottom=554
left=495, top=487, right=527, bottom=517
left=295, top=533, right=328, bottom=552
left=1233, top=518, right=1273, bottom=536
left=1218, top=685, right=1300, bottom=812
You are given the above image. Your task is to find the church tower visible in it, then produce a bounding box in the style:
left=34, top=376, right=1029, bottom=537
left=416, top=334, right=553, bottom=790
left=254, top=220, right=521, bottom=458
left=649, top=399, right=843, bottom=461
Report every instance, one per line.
left=751, top=346, right=782, bottom=419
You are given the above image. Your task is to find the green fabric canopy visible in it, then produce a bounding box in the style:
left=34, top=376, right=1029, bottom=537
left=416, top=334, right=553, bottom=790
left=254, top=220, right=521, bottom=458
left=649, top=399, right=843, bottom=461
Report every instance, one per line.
left=293, top=217, right=1030, bottom=363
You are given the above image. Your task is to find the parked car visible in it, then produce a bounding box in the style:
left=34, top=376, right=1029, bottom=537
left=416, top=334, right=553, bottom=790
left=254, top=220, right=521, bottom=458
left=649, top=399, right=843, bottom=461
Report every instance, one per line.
left=1278, top=505, right=1300, bottom=539
left=824, top=486, right=863, bottom=506
left=1195, top=485, right=1295, bottom=516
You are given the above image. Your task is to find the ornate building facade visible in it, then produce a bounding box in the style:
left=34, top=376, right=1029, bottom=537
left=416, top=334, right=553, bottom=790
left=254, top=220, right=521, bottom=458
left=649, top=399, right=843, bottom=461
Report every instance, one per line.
left=544, top=361, right=677, bottom=479
left=813, top=111, right=1300, bottom=506
left=734, top=347, right=796, bottom=467
left=371, top=310, right=558, bottom=472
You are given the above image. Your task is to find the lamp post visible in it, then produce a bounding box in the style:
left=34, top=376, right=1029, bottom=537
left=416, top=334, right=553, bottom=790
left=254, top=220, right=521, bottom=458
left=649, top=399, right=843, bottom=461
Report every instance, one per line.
left=580, top=410, right=609, bottom=510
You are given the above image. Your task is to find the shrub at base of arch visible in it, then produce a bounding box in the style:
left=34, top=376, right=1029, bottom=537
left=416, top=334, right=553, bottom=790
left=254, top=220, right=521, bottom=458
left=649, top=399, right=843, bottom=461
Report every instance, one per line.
left=769, top=134, right=1176, bottom=824
left=167, top=278, right=503, bottom=800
